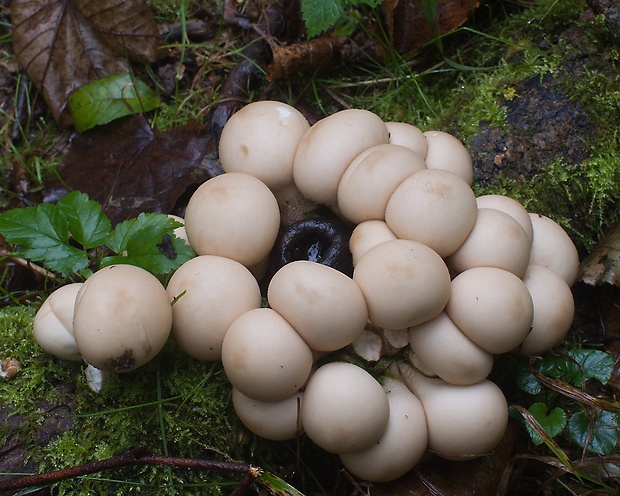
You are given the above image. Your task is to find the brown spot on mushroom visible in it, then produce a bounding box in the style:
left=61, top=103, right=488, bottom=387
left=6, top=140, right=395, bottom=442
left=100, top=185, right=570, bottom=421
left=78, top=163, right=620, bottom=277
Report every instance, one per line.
left=107, top=350, right=137, bottom=372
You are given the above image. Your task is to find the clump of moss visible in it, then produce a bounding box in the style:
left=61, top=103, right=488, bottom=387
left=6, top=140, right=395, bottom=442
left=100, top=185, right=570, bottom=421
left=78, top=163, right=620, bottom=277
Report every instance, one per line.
left=0, top=305, right=306, bottom=494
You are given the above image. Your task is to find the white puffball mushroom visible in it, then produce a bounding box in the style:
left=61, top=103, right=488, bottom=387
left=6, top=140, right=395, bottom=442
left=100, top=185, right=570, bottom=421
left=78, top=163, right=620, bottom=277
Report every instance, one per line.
left=447, top=208, right=532, bottom=278
left=423, top=130, right=474, bottom=185
left=385, top=169, right=478, bottom=258
left=408, top=311, right=494, bottom=386
left=267, top=261, right=368, bottom=352
left=475, top=194, right=533, bottom=245
left=166, top=255, right=262, bottom=361
left=385, top=122, right=428, bottom=157
left=349, top=220, right=397, bottom=267
left=337, top=144, right=426, bottom=224
left=184, top=172, right=280, bottom=267
left=221, top=308, right=313, bottom=402
left=518, top=264, right=575, bottom=356
left=400, top=363, right=508, bottom=460
left=232, top=388, right=303, bottom=441
left=528, top=213, right=580, bottom=287
left=293, top=109, right=389, bottom=206
left=446, top=266, right=534, bottom=355
left=353, top=239, right=451, bottom=329
left=339, top=378, right=428, bottom=482
left=33, top=283, right=84, bottom=361
left=219, top=100, right=310, bottom=190
left=301, top=361, right=390, bottom=454
left=73, top=265, right=172, bottom=372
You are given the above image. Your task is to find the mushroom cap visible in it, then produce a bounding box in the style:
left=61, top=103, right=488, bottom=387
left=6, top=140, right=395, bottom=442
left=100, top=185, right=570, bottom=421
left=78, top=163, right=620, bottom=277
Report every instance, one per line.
left=219, top=100, right=310, bottom=190
left=353, top=239, right=451, bottom=329
left=475, top=194, right=533, bottom=245
left=301, top=361, right=390, bottom=454
left=232, top=388, right=304, bottom=441
left=73, top=265, right=172, bottom=372
left=33, top=283, right=84, bottom=361
left=528, top=213, right=580, bottom=287
left=184, top=172, right=280, bottom=267
left=403, top=370, right=508, bottom=460
left=337, top=144, right=426, bottom=224
left=166, top=255, right=262, bottom=361
left=293, top=109, right=389, bottom=206
left=339, top=378, right=428, bottom=482
left=221, top=308, right=313, bottom=402
left=408, top=311, right=494, bottom=386
left=385, top=169, right=478, bottom=258
left=518, top=264, right=575, bottom=356
left=385, top=122, right=428, bottom=157
left=349, top=220, right=398, bottom=267
left=446, top=266, right=534, bottom=354
left=267, top=261, right=368, bottom=352
left=447, top=208, right=532, bottom=278
left=423, top=130, right=474, bottom=185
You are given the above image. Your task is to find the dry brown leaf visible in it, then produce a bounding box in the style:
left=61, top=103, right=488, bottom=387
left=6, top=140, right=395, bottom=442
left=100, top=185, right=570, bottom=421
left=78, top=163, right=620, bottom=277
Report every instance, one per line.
left=579, top=218, right=620, bottom=286
left=11, top=0, right=163, bottom=126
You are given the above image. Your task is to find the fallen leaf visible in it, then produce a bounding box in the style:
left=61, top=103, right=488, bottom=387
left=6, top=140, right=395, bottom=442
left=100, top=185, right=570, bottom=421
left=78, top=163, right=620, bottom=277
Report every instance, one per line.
left=11, top=0, right=163, bottom=126
left=43, top=115, right=219, bottom=225
left=579, top=217, right=620, bottom=286
left=381, top=0, right=481, bottom=55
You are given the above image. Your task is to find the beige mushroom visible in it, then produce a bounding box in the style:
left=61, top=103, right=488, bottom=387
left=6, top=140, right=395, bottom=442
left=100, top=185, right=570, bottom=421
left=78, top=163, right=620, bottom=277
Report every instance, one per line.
left=385, top=169, right=478, bottom=258
left=267, top=261, right=368, bottom=352
left=184, top=172, right=280, bottom=267
left=423, top=130, right=474, bottom=185
left=353, top=239, right=451, bottom=329
left=446, top=266, right=534, bottom=354
left=219, top=100, right=310, bottom=190
left=166, top=255, right=262, bottom=361
left=447, top=208, right=532, bottom=278
left=73, top=265, right=172, bottom=372
left=385, top=122, right=428, bottom=157
left=293, top=109, right=389, bottom=206
left=337, top=143, right=426, bottom=224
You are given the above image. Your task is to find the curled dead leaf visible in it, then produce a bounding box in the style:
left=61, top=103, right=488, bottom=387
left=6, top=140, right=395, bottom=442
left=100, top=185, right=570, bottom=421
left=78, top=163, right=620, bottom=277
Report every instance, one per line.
left=11, top=0, right=163, bottom=126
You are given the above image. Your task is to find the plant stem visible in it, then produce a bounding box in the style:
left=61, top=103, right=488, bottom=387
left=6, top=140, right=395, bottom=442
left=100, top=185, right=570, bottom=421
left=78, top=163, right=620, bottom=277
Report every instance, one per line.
left=0, top=447, right=255, bottom=492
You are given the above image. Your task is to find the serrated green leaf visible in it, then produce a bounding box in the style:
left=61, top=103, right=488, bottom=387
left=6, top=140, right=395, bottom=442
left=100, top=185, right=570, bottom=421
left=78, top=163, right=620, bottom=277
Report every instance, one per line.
left=102, top=213, right=194, bottom=273
left=68, top=74, right=161, bottom=132
left=0, top=203, right=88, bottom=274
left=568, top=410, right=619, bottom=455
left=301, top=0, right=345, bottom=37
left=56, top=191, right=112, bottom=249
left=525, top=402, right=567, bottom=446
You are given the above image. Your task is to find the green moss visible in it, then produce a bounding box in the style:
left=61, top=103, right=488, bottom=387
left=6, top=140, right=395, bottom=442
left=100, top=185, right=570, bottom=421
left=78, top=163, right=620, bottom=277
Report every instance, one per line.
left=0, top=305, right=296, bottom=494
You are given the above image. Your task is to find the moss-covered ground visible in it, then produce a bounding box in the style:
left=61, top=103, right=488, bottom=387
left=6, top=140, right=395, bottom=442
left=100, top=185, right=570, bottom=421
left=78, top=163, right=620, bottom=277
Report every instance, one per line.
left=1, top=0, right=620, bottom=494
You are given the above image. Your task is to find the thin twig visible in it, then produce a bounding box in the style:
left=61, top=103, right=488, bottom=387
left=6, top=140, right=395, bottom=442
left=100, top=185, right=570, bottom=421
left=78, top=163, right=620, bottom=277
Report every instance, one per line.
left=0, top=447, right=257, bottom=492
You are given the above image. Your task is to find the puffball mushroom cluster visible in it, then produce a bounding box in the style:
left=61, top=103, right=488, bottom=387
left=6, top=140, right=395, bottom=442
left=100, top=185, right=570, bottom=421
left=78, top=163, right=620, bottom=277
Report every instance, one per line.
left=32, top=100, right=581, bottom=484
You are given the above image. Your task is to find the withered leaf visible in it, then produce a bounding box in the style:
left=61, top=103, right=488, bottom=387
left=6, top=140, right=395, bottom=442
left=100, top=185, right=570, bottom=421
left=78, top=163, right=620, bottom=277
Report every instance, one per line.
left=44, top=115, right=219, bottom=225
left=579, top=217, right=620, bottom=286
left=11, top=0, right=163, bottom=126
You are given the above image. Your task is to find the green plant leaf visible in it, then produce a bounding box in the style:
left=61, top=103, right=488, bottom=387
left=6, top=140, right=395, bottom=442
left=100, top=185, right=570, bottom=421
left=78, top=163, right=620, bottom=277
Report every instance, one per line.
left=525, top=402, right=567, bottom=446
left=56, top=191, right=112, bottom=249
left=68, top=73, right=161, bottom=132
left=258, top=471, right=305, bottom=496
left=0, top=203, right=88, bottom=274
left=517, top=358, right=542, bottom=395
left=568, top=410, right=619, bottom=455
left=102, top=213, right=195, bottom=273
left=301, top=0, right=345, bottom=37
left=520, top=350, right=615, bottom=393
left=564, top=349, right=615, bottom=387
